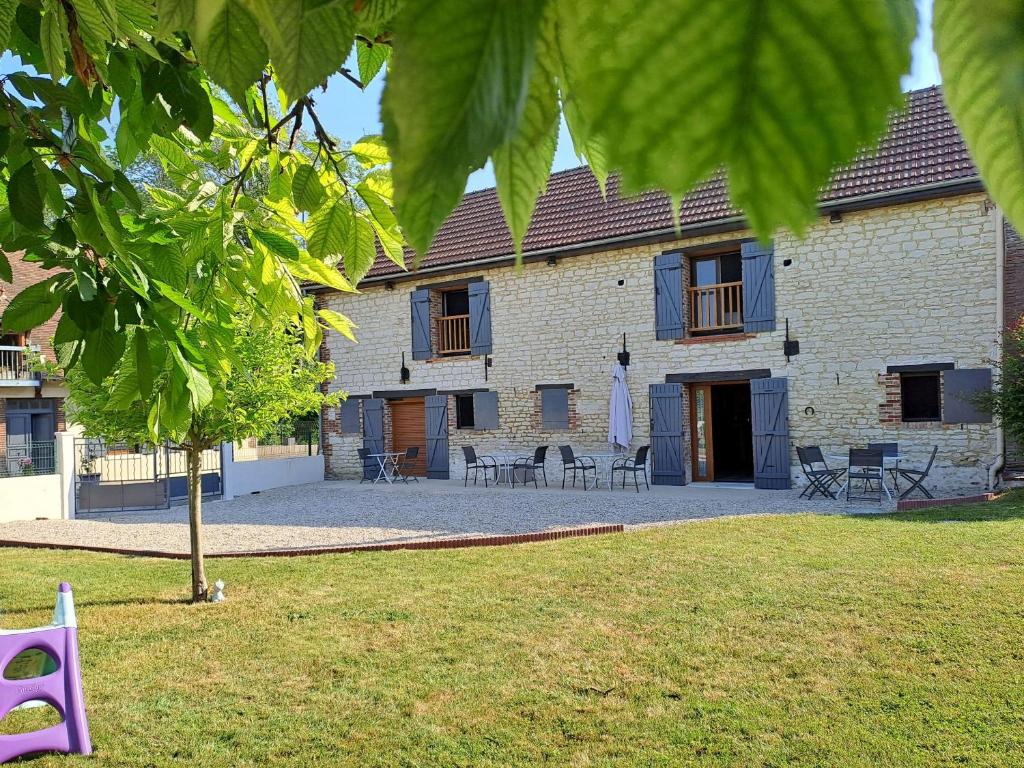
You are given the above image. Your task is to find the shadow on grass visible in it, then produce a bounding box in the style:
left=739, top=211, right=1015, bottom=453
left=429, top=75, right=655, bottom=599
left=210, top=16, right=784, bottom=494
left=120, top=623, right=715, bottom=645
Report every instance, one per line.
left=849, top=490, right=1024, bottom=524
left=1, top=595, right=190, bottom=617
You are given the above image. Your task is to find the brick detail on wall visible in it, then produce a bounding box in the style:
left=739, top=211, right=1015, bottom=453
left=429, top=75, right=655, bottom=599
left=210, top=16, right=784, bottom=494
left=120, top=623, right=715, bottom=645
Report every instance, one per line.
left=878, top=373, right=902, bottom=424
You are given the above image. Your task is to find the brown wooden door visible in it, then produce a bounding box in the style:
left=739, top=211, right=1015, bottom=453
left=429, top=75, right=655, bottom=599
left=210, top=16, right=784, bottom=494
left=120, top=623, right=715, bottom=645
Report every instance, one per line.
left=689, top=384, right=714, bottom=481
left=389, top=398, right=426, bottom=476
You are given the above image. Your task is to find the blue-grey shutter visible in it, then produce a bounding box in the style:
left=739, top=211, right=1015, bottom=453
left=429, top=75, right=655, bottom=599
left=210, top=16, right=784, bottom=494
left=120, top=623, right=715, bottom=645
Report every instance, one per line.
left=339, top=400, right=361, bottom=434
left=750, top=377, right=791, bottom=489
left=649, top=383, right=684, bottom=485
left=653, top=253, right=683, bottom=340
left=942, top=368, right=992, bottom=423
left=742, top=241, right=776, bottom=332
left=361, top=399, right=384, bottom=480
left=541, top=387, right=569, bottom=430
left=425, top=395, right=450, bottom=478
left=410, top=288, right=432, bottom=360
left=473, top=391, right=499, bottom=430
left=469, top=281, right=492, bottom=355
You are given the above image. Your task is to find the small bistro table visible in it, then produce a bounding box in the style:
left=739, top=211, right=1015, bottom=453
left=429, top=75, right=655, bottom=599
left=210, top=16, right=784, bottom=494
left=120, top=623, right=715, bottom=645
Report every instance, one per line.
left=587, top=453, right=628, bottom=490
left=490, top=450, right=534, bottom=487
left=368, top=452, right=404, bottom=484
left=826, top=453, right=903, bottom=501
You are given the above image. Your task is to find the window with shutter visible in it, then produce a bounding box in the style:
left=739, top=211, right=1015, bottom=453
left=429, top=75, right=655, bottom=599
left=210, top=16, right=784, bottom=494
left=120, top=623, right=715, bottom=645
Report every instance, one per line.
left=539, top=386, right=570, bottom=430
left=339, top=400, right=361, bottom=434
left=653, top=253, right=683, bottom=340
left=942, top=368, right=993, bottom=423
left=473, top=391, right=499, bottom=430
left=741, top=241, right=776, bottom=333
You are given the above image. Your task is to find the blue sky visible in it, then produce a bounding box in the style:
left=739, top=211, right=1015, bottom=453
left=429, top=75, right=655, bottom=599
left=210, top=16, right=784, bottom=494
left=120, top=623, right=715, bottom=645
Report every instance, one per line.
left=317, top=0, right=943, bottom=192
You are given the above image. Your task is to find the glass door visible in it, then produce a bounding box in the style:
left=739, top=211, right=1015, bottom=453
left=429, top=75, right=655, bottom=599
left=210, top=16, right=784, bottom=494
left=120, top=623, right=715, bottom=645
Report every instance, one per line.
left=690, top=384, right=714, bottom=481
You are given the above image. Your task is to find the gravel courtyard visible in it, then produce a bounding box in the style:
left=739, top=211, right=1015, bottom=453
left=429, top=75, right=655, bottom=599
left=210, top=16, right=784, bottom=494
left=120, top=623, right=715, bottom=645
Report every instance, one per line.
left=0, top=479, right=876, bottom=555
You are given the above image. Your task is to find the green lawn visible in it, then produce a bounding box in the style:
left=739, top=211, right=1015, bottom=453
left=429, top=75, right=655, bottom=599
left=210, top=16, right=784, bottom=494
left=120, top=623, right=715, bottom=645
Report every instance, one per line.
left=2, top=497, right=1024, bottom=767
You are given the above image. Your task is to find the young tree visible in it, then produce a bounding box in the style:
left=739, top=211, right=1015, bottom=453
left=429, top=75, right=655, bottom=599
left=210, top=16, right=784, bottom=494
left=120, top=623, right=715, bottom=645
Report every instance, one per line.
left=975, top=320, right=1024, bottom=450
left=63, top=319, right=340, bottom=602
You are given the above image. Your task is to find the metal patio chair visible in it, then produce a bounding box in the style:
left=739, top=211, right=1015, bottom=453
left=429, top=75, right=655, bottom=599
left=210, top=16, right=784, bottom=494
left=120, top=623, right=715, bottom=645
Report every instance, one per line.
left=610, top=445, right=650, bottom=492
left=395, top=446, right=420, bottom=483
left=512, top=445, right=548, bottom=488
left=462, top=445, right=498, bottom=487
left=797, top=446, right=846, bottom=500
left=846, top=447, right=885, bottom=503
left=559, top=445, right=596, bottom=490
left=357, top=448, right=377, bottom=483
left=893, top=445, right=938, bottom=500
left=868, top=442, right=900, bottom=492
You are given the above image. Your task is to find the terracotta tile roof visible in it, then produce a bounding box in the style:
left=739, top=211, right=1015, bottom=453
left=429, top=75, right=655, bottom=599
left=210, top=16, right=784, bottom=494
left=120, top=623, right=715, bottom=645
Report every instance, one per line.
left=368, top=86, right=977, bottom=279
left=0, top=251, right=62, bottom=360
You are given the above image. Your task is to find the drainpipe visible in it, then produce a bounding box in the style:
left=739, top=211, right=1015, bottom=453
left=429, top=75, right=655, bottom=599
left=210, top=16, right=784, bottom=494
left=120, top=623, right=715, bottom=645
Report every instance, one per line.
left=989, top=205, right=1005, bottom=490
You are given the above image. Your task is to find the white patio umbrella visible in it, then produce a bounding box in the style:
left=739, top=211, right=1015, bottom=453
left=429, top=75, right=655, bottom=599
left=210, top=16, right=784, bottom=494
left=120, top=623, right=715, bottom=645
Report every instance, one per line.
left=608, top=362, right=633, bottom=451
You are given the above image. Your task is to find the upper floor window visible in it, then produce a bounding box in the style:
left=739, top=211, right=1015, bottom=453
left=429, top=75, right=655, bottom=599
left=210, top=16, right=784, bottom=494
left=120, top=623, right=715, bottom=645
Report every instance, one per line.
left=689, top=251, right=743, bottom=335
left=411, top=280, right=492, bottom=361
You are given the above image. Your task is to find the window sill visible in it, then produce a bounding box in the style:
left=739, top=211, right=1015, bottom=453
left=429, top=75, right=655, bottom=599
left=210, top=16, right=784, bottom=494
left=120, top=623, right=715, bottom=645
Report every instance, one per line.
left=677, top=332, right=754, bottom=345
left=426, top=354, right=480, bottom=363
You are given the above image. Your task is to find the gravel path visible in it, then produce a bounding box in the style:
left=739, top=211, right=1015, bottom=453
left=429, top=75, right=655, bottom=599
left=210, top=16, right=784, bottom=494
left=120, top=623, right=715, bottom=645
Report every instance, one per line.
left=0, top=480, right=877, bottom=555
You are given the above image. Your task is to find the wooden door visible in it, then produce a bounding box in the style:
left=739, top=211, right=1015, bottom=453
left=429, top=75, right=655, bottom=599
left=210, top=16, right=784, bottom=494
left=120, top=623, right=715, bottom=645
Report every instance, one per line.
left=690, top=384, right=714, bottom=481
left=390, top=397, right=426, bottom=476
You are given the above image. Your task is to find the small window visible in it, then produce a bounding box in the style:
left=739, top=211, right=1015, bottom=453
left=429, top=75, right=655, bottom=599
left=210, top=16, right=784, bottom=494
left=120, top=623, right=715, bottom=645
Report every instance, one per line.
left=455, top=395, right=475, bottom=429
left=688, top=251, right=743, bottom=334
left=540, top=387, right=570, bottom=430
left=437, top=287, right=472, bottom=356
left=901, top=373, right=941, bottom=422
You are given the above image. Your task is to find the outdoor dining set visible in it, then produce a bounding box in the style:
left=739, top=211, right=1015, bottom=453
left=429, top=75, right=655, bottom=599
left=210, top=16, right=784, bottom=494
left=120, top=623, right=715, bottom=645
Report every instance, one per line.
left=797, top=442, right=938, bottom=503
left=357, top=445, right=652, bottom=492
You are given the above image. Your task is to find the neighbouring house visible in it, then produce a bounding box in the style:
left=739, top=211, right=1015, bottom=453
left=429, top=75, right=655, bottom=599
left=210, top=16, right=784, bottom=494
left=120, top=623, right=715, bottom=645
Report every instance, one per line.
left=0, top=252, right=67, bottom=478
left=313, top=86, right=1016, bottom=493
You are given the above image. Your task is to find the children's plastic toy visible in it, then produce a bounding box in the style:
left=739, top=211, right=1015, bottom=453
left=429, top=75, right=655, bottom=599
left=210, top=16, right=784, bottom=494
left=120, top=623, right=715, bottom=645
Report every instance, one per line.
left=0, top=583, right=92, bottom=763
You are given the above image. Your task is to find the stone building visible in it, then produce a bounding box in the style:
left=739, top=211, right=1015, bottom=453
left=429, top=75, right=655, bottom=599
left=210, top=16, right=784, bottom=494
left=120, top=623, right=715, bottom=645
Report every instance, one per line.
left=0, top=251, right=67, bottom=475
left=314, top=87, right=1017, bottom=494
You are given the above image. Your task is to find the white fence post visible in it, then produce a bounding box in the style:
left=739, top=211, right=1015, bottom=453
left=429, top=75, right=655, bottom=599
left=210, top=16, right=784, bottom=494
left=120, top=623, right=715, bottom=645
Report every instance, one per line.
left=56, top=432, right=76, bottom=520
left=220, top=441, right=235, bottom=501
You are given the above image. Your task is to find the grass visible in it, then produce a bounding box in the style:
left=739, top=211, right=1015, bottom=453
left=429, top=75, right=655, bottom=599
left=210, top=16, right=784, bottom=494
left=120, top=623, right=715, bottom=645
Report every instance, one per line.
left=2, top=497, right=1024, bottom=766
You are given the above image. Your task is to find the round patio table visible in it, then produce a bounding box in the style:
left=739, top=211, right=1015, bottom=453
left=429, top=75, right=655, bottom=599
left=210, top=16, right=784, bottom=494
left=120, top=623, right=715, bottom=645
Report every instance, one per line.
left=826, top=453, right=903, bottom=501
left=368, top=452, right=403, bottom=484
left=585, top=453, right=628, bottom=490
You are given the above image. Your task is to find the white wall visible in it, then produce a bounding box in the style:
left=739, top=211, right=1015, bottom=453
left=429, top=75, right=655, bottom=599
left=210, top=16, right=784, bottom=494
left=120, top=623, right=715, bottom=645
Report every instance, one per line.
left=0, top=474, right=63, bottom=522
left=221, top=443, right=324, bottom=499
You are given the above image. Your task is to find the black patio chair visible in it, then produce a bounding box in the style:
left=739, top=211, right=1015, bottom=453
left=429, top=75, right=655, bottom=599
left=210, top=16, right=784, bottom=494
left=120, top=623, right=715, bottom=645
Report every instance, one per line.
left=512, top=446, right=548, bottom=488
left=868, top=442, right=900, bottom=491
left=395, top=446, right=420, bottom=483
left=846, top=447, right=884, bottom=503
left=797, top=446, right=846, bottom=500
left=357, top=448, right=377, bottom=483
left=893, top=445, right=938, bottom=500
left=559, top=445, right=596, bottom=490
left=462, top=445, right=498, bottom=487
left=610, top=445, right=650, bottom=492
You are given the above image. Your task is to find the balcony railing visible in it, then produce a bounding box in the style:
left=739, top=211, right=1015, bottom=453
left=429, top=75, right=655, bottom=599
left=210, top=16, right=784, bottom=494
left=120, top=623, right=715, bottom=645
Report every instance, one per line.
left=0, top=346, right=39, bottom=384
left=1, top=439, right=56, bottom=477
left=688, top=281, right=743, bottom=333
left=436, top=314, right=471, bottom=355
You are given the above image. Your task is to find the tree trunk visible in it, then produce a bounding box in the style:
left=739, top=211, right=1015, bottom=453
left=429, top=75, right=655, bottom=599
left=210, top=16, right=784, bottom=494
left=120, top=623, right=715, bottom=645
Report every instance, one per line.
left=187, top=445, right=208, bottom=603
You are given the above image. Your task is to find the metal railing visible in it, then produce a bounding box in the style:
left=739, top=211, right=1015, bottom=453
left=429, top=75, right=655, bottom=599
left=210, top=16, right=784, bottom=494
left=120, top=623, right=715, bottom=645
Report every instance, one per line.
left=0, top=346, right=39, bottom=383
left=688, top=281, right=743, bottom=332
left=234, top=421, right=320, bottom=462
left=1, top=440, right=56, bottom=477
left=436, top=314, right=471, bottom=355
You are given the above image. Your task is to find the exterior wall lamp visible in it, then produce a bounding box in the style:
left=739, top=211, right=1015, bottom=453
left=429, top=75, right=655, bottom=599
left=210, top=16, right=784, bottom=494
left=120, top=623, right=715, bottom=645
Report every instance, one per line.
left=546, top=255, right=557, bottom=267
left=400, top=352, right=410, bottom=383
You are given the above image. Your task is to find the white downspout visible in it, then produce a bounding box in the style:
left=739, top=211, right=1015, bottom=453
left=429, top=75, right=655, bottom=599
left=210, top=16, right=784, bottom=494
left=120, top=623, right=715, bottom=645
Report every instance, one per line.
left=989, top=206, right=1005, bottom=490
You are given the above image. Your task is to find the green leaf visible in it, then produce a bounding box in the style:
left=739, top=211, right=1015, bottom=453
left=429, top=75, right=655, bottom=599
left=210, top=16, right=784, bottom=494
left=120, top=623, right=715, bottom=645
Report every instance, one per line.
left=382, top=0, right=548, bottom=254
left=291, top=164, right=325, bottom=212
left=156, top=0, right=194, bottom=37
left=191, top=0, right=268, bottom=106
left=356, top=41, right=390, bottom=86
left=249, top=227, right=299, bottom=259
left=354, top=0, right=402, bottom=38
left=9, top=162, right=43, bottom=229
left=82, top=320, right=127, bottom=384
left=318, top=308, right=357, bottom=342
left=170, top=344, right=213, bottom=409
left=493, top=13, right=559, bottom=257
left=250, top=0, right=355, bottom=100
left=153, top=279, right=212, bottom=321
left=935, top=0, right=1024, bottom=234
left=73, top=264, right=98, bottom=302
left=345, top=215, right=379, bottom=283
left=1, top=274, right=65, bottom=332
left=351, top=135, right=390, bottom=167
left=0, top=250, right=10, bottom=283
left=556, top=0, right=916, bottom=236
left=0, top=0, right=18, bottom=51
left=134, top=329, right=153, bottom=399
left=307, top=200, right=354, bottom=263
left=114, top=169, right=143, bottom=212
left=39, top=0, right=68, bottom=80
left=286, top=250, right=356, bottom=293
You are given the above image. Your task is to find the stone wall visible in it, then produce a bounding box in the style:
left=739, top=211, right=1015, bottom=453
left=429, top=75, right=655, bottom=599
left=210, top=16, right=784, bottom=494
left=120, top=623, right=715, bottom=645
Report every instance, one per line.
left=320, top=194, right=1000, bottom=493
